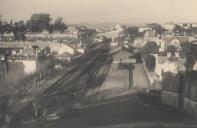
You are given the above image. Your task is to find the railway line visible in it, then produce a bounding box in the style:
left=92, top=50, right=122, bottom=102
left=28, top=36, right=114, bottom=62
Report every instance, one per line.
left=42, top=43, right=108, bottom=99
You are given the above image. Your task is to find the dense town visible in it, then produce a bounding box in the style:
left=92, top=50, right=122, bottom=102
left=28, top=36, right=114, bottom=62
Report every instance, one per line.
left=0, top=12, right=197, bottom=128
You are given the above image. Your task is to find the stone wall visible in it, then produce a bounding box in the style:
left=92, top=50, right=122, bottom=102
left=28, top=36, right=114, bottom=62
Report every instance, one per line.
left=161, top=90, right=179, bottom=107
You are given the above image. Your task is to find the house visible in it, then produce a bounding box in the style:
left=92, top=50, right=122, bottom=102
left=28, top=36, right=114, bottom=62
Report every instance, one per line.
left=26, top=30, right=79, bottom=41
left=56, top=52, right=72, bottom=62
left=67, top=26, right=79, bottom=34
left=144, top=30, right=156, bottom=39
left=138, top=27, right=152, bottom=33
left=94, top=36, right=104, bottom=43
left=11, top=46, right=37, bottom=74
left=77, top=43, right=86, bottom=54
left=161, top=22, right=175, bottom=31
left=50, top=43, right=75, bottom=55
left=133, top=37, right=145, bottom=48
left=177, top=23, right=191, bottom=29
left=96, top=24, right=123, bottom=41
left=50, top=32, right=78, bottom=40
left=160, top=36, right=189, bottom=51
left=153, top=54, right=186, bottom=80
left=192, top=23, right=197, bottom=27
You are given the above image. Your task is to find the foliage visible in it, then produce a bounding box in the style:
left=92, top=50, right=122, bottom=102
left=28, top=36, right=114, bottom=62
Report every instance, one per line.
left=166, top=45, right=176, bottom=55
left=38, top=47, right=51, bottom=59
left=144, top=54, right=156, bottom=72
left=0, top=13, right=68, bottom=41
left=148, top=23, right=165, bottom=35
left=140, top=41, right=158, bottom=55
left=53, top=17, right=67, bottom=33
left=182, top=42, right=196, bottom=71
left=27, top=13, right=51, bottom=32
left=173, top=24, right=192, bottom=36
left=173, top=24, right=184, bottom=35
left=125, top=26, right=140, bottom=39
left=13, top=21, right=26, bottom=40
left=0, top=19, right=6, bottom=40
left=0, top=57, right=68, bottom=99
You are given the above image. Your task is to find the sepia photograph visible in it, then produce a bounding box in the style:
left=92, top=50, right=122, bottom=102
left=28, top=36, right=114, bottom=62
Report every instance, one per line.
left=0, top=0, right=197, bottom=127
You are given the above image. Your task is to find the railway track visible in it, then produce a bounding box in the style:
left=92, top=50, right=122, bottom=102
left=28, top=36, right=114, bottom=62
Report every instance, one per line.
left=42, top=43, right=107, bottom=98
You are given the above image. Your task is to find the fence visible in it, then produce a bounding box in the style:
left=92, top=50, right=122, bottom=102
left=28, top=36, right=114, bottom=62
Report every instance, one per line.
left=161, top=71, right=197, bottom=116
left=184, top=71, right=197, bottom=115
left=161, top=72, right=181, bottom=108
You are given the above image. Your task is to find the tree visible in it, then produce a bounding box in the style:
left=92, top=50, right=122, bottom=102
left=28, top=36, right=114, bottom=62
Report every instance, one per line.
left=144, top=54, right=156, bottom=72
left=173, top=24, right=184, bottom=35
left=186, top=24, right=192, bottom=36
left=13, top=20, right=26, bottom=40
left=0, top=20, right=13, bottom=41
left=39, top=47, right=51, bottom=59
left=27, top=13, right=51, bottom=32
left=140, top=41, right=158, bottom=55
left=0, top=15, right=5, bottom=40
left=148, top=23, right=165, bottom=35
left=53, top=17, right=67, bottom=33
left=126, top=27, right=139, bottom=39
left=182, top=42, right=196, bottom=72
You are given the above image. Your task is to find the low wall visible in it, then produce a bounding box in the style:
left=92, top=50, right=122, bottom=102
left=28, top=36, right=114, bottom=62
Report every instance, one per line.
left=161, top=90, right=179, bottom=108
left=184, top=97, right=197, bottom=115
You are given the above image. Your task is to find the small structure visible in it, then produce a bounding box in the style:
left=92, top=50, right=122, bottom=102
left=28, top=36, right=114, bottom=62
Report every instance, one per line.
left=161, top=36, right=189, bottom=50
left=154, top=54, right=186, bottom=80
left=161, top=22, right=175, bottom=31
left=138, top=27, right=152, bottom=33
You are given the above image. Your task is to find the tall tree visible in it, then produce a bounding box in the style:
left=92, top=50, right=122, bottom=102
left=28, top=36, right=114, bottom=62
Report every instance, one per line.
left=126, top=27, right=139, bottom=39
left=0, top=15, right=5, bottom=40
left=148, top=23, right=165, bottom=35
left=173, top=24, right=184, bottom=35
left=182, top=42, right=196, bottom=72
left=53, top=17, right=67, bottom=33
left=27, top=13, right=51, bottom=32
left=13, top=20, right=26, bottom=40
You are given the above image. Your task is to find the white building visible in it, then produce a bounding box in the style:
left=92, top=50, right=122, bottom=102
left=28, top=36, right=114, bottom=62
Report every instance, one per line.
left=50, top=43, right=75, bottom=55
left=153, top=54, right=186, bottom=80
left=138, top=27, right=152, bottom=33
left=96, top=24, right=123, bottom=41
left=162, top=22, right=175, bottom=31
left=133, top=37, right=146, bottom=48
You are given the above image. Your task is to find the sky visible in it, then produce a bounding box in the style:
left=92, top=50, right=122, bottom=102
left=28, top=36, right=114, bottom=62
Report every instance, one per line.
left=0, top=0, right=197, bottom=24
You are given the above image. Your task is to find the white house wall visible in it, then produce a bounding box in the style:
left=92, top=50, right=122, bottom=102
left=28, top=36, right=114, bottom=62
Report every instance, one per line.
left=50, top=43, right=74, bottom=55
left=15, top=60, right=37, bottom=74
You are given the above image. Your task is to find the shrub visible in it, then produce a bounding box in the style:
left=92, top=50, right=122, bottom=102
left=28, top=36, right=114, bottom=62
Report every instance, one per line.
left=144, top=54, right=156, bottom=72
left=140, top=41, right=158, bottom=55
